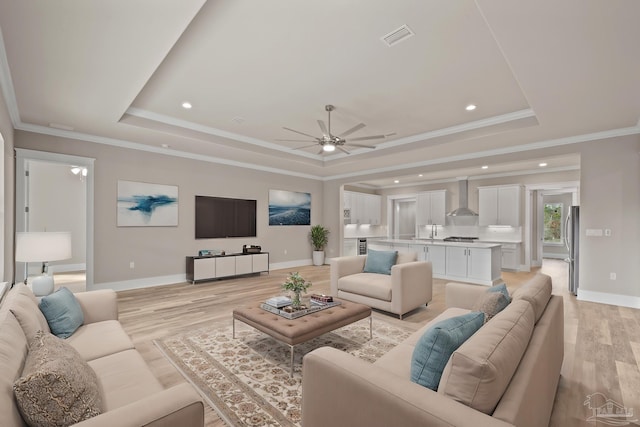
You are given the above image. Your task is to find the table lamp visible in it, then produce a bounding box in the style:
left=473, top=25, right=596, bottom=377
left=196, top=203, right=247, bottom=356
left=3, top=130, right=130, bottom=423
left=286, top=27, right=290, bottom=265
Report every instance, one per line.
left=15, top=232, right=72, bottom=296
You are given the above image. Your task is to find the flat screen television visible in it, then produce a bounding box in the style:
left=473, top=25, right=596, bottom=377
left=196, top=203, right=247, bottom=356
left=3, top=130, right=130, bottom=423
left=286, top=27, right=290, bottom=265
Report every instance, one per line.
left=195, top=195, right=257, bottom=239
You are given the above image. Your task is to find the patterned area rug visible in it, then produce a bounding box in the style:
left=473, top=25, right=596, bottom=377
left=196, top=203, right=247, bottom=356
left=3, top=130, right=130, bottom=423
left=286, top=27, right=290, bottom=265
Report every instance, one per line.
left=154, top=317, right=415, bottom=427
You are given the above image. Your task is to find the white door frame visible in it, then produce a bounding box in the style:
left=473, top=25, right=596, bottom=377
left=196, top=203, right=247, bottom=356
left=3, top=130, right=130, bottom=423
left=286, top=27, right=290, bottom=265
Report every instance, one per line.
left=15, top=149, right=95, bottom=288
left=524, top=181, right=579, bottom=271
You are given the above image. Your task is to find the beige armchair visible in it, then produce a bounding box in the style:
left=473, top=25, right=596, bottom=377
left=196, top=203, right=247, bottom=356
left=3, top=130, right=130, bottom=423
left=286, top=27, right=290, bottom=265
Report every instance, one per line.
left=330, top=253, right=432, bottom=319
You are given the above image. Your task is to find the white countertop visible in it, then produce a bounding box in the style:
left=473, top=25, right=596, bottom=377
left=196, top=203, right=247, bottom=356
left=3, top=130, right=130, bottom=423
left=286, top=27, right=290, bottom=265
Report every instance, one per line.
left=368, top=238, right=502, bottom=249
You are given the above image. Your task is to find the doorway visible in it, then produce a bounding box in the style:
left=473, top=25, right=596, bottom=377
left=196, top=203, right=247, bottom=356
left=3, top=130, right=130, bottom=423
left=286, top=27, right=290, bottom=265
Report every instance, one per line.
left=392, top=198, right=416, bottom=239
left=15, top=149, right=94, bottom=289
left=524, top=182, right=578, bottom=271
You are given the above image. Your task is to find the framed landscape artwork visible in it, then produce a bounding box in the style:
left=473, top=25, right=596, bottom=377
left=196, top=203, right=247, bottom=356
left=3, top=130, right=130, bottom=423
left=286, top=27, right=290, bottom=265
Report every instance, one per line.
left=269, top=190, right=311, bottom=226
left=117, top=180, right=179, bottom=227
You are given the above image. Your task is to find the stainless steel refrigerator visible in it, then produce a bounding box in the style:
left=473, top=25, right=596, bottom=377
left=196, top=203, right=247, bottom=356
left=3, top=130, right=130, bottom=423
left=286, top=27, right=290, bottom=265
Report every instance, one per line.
left=564, top=205, right=580, bottom=295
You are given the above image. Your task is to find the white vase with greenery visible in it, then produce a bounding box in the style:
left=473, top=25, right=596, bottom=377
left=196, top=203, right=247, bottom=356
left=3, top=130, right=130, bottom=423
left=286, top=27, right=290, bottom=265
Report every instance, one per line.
left=309, top=225, right=330, bottom=266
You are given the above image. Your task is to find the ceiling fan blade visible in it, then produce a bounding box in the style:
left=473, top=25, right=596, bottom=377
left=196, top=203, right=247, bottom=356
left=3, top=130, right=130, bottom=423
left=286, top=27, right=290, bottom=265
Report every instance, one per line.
left=275, top=138, right=316, bottom=142
left=337, top=145, right=351, bottom=155
left=283, top=127, right=320, bottom=139
left=348, top=143, right=376, bottom=149
left=348, top=134, right=386, bottom=141
left=293, top=144, right=321, bottom=150
left=338, top=123, right=366, bottom=138
left=317, top=120, right=328, bottom=136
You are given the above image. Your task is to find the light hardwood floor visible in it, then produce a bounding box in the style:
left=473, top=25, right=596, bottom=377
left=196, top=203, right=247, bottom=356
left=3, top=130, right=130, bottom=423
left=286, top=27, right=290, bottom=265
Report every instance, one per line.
left=116, top=260, right=640, bottom=426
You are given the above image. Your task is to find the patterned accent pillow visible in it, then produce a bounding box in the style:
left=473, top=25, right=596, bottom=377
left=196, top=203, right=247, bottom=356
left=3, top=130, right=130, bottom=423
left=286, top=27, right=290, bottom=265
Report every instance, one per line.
left=472, top=291, right=510, bottom=323
left=13, top=331, right=102, bottom=426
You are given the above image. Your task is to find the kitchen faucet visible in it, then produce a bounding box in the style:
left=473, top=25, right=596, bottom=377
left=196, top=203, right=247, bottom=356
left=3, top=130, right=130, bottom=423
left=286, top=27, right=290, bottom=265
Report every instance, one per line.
left=430, top=224, right=437, bottom=240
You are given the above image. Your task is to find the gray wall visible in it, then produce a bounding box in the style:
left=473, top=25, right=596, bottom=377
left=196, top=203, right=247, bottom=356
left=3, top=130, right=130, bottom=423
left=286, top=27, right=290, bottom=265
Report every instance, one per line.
left=15, top=131, right=324, bottom=286
left=579, top=135, right=640, bottom=298
left=0, top=87, right=14, bottom=283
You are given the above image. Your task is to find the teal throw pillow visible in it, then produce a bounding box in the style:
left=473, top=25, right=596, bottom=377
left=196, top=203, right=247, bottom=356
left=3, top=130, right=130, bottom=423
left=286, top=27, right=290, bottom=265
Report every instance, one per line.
left=39, top=287, right=84, bottom=339
left=410, top=312, right=485, bottom=390
left=487, top=283, right=511, bottom=302
left=363, top=249, right=398, bottom=275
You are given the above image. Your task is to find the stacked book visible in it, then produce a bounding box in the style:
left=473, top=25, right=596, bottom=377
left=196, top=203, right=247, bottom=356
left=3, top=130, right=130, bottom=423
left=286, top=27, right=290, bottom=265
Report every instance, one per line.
left=310, top=294, right=333, bottom=306
left=264, top=296, right=292, bottom=308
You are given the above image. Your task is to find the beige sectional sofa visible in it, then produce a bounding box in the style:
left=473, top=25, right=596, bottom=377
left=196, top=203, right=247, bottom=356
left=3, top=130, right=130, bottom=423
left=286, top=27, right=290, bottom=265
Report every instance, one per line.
left=330, top=253, right=433, bottom=319
left=303, top=273, right=563, bottom=427
left=0, top=283, right=204, bottom=427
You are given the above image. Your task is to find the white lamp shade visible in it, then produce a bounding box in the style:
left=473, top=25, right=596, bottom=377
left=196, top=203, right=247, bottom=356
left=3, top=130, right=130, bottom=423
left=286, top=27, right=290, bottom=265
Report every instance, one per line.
left=15, top=232, right=72, bottom=262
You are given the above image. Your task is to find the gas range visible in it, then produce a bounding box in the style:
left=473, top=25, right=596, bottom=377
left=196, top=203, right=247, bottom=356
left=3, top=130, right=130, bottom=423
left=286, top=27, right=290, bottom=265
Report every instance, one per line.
left=443, top=236, right=479, bottom=243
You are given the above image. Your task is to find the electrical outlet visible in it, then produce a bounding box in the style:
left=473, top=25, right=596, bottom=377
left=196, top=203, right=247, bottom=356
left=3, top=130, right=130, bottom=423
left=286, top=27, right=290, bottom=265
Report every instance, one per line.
left=610, top=272, right=616, bottom=280
left=129, top=261, right=135, bottom=269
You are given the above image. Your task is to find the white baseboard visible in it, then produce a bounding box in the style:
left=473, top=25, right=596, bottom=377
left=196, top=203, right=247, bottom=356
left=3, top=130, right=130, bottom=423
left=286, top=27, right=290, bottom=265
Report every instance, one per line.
left=542, top=253, right=567, bottom=260
left=269, top=259, right=313, bottom=270
left=92, top=274, right=187, bottom=292
left=49, top=263, right=86, bottom=274
left=577, top=289, right=640, bottom=309
left=91, top=259, right=319, bottom=292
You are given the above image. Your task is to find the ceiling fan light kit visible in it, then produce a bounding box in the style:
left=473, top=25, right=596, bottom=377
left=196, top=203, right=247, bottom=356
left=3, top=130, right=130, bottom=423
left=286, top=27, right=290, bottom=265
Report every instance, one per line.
left=279, top=105, right=388, bottom=155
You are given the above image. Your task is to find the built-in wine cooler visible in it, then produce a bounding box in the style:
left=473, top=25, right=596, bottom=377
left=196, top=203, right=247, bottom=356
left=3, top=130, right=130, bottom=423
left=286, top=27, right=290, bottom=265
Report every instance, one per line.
left=358, top=238, right=367, bottom=255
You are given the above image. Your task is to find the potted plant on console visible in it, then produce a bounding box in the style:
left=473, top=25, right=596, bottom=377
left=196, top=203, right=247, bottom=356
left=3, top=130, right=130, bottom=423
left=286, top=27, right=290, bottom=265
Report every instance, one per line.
left=282, top=272, right=312, bottom=310
left=310, top=224, right=330, bottom=266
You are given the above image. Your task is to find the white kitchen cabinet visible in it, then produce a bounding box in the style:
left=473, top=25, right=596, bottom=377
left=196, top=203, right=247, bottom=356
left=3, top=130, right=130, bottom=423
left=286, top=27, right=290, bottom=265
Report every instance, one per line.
left=416, top=190, right=447, bottom=225
left=427, top=245, right=447, bottom=276
left=409, top=244, right=446, bottom=275
left=467, top=247, right=493, bottom=282
left=499, top=243, right=520, bottom=271
left=343, top=239, right=358, bottom=256
left=445, top=245, right=502, bottom=285
left=344, top=191, right=382, bottom=225
left=445, top=247, right=469, bottom=279
left=478, top=185, right=522, bottom=226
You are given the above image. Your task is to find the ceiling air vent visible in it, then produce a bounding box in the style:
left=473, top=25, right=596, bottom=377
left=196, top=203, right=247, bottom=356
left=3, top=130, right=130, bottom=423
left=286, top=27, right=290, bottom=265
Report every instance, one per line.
left=381, top=25, right=414, bottom=47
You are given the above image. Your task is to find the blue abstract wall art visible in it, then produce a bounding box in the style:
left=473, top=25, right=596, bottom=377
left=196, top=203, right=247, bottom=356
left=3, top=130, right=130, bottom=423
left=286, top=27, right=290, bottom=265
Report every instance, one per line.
left=117, top=180, right=178, bottom=227
left=269, top=189, right=311, bottom=226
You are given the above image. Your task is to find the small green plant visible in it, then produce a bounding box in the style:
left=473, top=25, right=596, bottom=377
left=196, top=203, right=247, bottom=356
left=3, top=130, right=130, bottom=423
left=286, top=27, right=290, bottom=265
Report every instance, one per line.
left=309, top=225, right=330, bottom=251
left=282, top=272, right=312, bottom=308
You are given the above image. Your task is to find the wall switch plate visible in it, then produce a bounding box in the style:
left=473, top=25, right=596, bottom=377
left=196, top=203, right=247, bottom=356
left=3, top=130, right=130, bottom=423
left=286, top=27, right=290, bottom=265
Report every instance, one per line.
left=586, top=229, right=603, bottom=237
left=604, top=229, right=612, bottom=236
left=610, top=272, right=616, bottom=280
left=129, top=261, right=135, bottom=269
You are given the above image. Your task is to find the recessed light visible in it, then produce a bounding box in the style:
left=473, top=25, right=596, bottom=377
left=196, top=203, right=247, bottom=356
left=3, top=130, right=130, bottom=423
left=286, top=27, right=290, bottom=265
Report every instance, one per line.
left=394, top=180, right=400, bottom=184
left=182, top=102, right=192, bottom=109
left=481, top=165, right=488, bottom=169
left=465, top=104, right=476, bottom=111
left=418, top=174, right=423, bottom=177
left=539, top=162, right=548, bottom=167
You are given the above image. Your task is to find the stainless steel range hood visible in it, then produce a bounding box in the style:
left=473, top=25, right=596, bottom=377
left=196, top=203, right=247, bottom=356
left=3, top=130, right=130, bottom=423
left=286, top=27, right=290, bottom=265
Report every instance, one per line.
left=448, top=179, right=478, bottom=217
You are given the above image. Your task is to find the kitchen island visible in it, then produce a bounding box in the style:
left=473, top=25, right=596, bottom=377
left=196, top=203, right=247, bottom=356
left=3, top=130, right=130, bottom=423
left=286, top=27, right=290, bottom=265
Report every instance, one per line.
left=368, top=239, right=502, bottom=286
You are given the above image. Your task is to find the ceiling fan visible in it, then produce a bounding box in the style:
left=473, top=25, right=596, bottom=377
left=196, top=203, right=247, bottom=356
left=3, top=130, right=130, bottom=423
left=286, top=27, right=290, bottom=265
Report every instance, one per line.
left=277, top=105, right=390, bottom=154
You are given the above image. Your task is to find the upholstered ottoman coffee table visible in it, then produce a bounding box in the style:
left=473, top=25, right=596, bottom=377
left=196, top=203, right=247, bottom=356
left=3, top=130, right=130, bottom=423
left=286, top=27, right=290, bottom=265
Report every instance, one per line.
left=233, top=299, right=372, bottom=376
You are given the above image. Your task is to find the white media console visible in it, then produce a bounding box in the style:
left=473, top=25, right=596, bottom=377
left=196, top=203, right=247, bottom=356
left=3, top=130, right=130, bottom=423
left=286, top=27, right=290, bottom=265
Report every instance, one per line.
left=186, top=252, right=269, bottom=284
